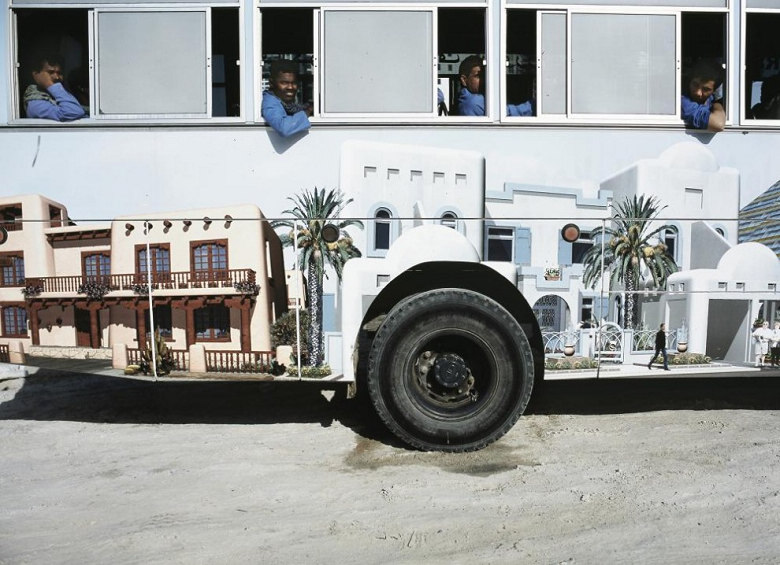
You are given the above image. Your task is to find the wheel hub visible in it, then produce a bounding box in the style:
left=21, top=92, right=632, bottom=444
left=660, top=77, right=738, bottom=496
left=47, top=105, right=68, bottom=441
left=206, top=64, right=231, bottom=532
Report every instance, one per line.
left=433, top=353, right=469, bottom=389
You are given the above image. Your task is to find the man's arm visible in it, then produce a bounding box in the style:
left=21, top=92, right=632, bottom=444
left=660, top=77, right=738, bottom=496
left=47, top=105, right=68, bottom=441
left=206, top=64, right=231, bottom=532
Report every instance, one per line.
left=261, top=92, right=310, bottom=138
left=680, top=95, right=724, bottom=132
left=706, top=101, right=726, bottom=132
left=26, top=83, right=86, bottom=121
left=507, top=100, right=534, bottom=117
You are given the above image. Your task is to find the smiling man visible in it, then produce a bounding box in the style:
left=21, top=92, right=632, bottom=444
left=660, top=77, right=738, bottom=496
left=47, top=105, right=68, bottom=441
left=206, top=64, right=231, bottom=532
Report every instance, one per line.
left=261, top=60, right=312, bottom=138
left=681, top=60, right=725, bottom=132
left=24, top=55, right=86, bottom=122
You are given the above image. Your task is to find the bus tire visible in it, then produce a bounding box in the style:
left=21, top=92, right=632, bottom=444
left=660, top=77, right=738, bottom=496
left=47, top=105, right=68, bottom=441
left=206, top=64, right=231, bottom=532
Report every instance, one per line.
left=367, top=288, right=534, bottom=452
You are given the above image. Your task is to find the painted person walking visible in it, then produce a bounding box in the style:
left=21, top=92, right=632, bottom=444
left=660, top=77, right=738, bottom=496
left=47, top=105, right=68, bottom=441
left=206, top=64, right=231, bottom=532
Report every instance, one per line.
left=648, top=323, right=670, bottom=371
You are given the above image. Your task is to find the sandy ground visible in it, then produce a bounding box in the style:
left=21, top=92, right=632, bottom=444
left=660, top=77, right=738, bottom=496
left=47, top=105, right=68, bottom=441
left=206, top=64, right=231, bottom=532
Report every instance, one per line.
left=1, top=370, right=780, bottom=564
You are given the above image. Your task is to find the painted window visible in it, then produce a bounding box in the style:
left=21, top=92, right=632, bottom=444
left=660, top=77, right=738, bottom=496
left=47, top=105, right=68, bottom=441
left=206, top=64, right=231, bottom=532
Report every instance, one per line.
left=137, top=244, right=171, bottom=283
left=145, top=305, right=173, bottom=339
left=440, top=212, right=458, bottom=230
left=13, top=7, right=240, bottom=120
left=2, top=306, right=27, bottom=337
left=374, top=209, right=392, bottom=251
left=0, top=204, right=22, bottom=232
left=661, top=226, right=680, bottom=264
left=191, top=240, right=228, bottom=282
left=0, top=254, right=25, bottom=287
left=571, top=230, right=594, bottom=264
left=195, top=305, right=230, bottom=340
left=486, top=227, right=514, bottom=262
left=82, top=252, right=110, bottom=282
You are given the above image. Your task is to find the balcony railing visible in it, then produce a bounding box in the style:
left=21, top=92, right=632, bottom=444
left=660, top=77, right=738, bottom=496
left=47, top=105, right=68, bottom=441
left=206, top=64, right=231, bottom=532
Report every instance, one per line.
left=25, top=269, right=256, bottom=295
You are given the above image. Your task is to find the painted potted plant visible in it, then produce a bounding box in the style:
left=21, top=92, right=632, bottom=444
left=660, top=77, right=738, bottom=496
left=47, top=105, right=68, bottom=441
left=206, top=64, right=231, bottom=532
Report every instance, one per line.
left=676, top=323, right=688, bottom=353
left=544, top=266, right=561, bottom=281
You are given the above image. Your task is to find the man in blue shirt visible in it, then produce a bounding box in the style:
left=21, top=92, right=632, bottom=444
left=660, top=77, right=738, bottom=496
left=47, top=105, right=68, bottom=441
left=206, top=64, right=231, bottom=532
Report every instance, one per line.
left=24, top=56, right=86, bottom=121
left=261, top=60, right=311, bottom=138
left=456, top=55, right=534, bottom=117
left=680, top=60, right=725, bottom=132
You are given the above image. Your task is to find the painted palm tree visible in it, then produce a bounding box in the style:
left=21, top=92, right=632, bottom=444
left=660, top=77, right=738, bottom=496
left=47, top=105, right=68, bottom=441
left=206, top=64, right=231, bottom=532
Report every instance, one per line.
left=582, top=195, right=678, bottom=329
left=273, top=188, right=363, bottom=366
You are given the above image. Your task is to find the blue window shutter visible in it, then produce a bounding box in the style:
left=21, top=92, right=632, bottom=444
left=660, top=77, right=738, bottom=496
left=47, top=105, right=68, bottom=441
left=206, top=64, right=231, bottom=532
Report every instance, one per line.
left=322, top=294, right=336, bottom=332
left=558, top=233, right=573, bottom=265
left=595, top=296, right=609, bottom=321
left=514, top=228, right=531, bottom=265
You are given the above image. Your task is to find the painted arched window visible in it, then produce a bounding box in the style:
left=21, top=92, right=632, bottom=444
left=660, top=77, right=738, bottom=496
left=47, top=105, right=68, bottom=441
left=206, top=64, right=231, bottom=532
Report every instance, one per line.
left=374, top=208, right=392, bottom=251
left=191, top=240, right=228, bottom=282
left=440, top=211, right=458, bottom=230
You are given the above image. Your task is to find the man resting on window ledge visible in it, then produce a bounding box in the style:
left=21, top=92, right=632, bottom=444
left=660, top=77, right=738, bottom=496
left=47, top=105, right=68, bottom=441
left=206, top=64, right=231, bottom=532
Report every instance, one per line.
left=261, top=60, right=312, bottom=138
left=24, top=55, right=86, bottom=122
left=681, top=60, right=725, bottom=132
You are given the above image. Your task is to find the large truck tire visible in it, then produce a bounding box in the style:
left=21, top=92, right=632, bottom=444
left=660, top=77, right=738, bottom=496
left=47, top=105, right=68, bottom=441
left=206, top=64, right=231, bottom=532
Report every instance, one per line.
left=367, top=288, right=534, bottom=452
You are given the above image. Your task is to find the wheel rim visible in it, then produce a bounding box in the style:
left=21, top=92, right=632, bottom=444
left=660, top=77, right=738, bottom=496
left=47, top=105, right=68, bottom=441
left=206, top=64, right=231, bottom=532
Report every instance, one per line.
left=404, top=329, right=499, bottom=417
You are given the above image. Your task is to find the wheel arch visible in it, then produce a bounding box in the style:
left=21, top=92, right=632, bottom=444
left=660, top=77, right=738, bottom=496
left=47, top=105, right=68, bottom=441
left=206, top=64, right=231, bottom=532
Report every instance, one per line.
left=356, top=261, right=544, bottom=387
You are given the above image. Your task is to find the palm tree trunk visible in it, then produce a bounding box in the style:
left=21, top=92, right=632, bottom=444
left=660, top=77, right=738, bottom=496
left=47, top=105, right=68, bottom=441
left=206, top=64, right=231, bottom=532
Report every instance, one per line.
left=624, top=273, right=636, bottom=329
left=307, top=260, right=324, bottom=366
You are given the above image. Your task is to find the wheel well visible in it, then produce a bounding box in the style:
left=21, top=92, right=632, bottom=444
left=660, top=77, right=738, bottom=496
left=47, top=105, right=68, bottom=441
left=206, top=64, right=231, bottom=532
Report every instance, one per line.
left=357, top=262, right=544, bottom=386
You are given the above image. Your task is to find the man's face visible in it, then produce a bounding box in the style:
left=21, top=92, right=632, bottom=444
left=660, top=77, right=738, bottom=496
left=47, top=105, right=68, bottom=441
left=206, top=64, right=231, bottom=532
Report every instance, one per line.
left=460, top=64, right=482, bottom=95
left=271, top=72, right=299, bottom=103
left=688, top=77, right=715, bottom=104
left=32, top=62, right=63, bottom=88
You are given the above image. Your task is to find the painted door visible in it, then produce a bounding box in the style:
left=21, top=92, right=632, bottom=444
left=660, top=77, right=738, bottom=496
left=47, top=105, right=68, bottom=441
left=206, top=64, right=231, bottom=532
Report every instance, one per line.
left=75, top=308, right=92, bottom=347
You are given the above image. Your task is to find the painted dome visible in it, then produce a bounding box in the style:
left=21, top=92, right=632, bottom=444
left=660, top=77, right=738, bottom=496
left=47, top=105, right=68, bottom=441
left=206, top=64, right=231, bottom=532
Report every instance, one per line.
left=386, top=225, right=479, bottom=272
left=717, top=242, right=780, bottom=280
left=658, top=142, right=719, bottom=172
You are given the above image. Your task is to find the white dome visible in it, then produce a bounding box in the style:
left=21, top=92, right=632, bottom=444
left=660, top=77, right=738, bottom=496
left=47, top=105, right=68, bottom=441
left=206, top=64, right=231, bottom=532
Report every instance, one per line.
left=385, top=225, right=479, bottom=273
left=658, top=142, right=719, bottom=172
left=717, top=242, right=780, bottom=280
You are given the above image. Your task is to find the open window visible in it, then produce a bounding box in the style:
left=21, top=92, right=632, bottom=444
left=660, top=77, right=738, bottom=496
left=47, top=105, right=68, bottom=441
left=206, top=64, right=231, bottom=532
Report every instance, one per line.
left=504, top=5, right=727, bottom=123
left=744, top=11, right=780, bottom=121
left=260, top=8, right=314, bottom=116
left=437, top=8, right=487, bottom=118
left=13, top=6, right=240, bottom=121
left=14, top=8, right=89, bottom=119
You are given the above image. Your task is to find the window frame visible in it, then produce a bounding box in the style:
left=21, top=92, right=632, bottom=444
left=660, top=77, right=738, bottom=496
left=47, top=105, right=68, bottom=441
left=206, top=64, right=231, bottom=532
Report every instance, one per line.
left=1, top=303, right=28, bottom=337
left=485, top=225, right=515, bottom=262
left=10, top=4, right=245, bottom=124
left=190, top=238, right=229, bottom=281
left=256, top=3, right=493, bottom=124
left=0, top=252, right=25, bottom=287
left=367, top=204, right=399, bottom=258
left=81, top=251, right=111, bottom=283
left=502, top=4, right=729, bottom=126
left=741, top=7, right=780, bottom=125
left=194, top=304, right=231, bottom=341
left=135, top=243, right=172, bottom=283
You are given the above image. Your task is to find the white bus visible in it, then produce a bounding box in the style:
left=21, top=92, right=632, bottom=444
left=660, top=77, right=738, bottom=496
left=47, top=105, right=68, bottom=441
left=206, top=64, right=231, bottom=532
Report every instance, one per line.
left=2, top=0, right=779, bottom=450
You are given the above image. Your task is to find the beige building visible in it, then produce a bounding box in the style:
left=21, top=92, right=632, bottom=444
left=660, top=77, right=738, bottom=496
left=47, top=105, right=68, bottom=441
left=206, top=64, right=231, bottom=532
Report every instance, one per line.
left=0, top=194, right=287, bottom=356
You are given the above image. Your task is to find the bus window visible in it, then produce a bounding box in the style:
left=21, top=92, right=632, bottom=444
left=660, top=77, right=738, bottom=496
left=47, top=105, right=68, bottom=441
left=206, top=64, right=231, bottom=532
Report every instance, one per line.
left=681, top=12, right=727, bottom=109
left=212, top=8, right=241, bottom=118
left=745, top=13, right=780, bottom=120
left=506, top=10, right=537, bottom=116
left=15, top=9, right=89, bottom=119
left=260, top=8, right=314, bottom=116
left=437, top=8, right=486, bottom=117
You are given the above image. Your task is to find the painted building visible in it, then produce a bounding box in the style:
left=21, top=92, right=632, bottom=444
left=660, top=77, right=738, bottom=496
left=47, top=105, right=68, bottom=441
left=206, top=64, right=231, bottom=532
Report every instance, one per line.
left=739, top=180, right=780, bottom=257
left=0, top=194, right=287, bottom=354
